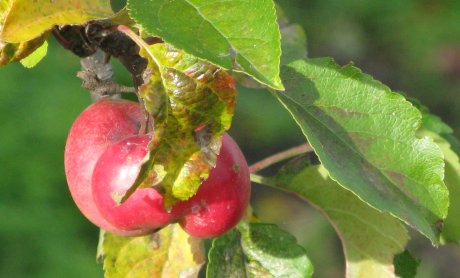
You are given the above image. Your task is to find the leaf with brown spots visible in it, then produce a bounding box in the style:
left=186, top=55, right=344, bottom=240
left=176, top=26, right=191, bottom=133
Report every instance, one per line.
left=119, top=38, right=237, bottom=206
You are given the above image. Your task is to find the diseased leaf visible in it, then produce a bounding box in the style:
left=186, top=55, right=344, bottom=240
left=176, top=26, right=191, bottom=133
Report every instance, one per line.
left=20, top=40, right=47, bottom=68
left=99, top=224, right=205, bottom=278
left=274, top=58, right=448, bottom=244
left=122, top=39, right=237, bottom=205
left=272, top=163, right=409, bottom=278
left=1, top=0, right=113, bottom=43
left=207, top=223, right=313, bottom=278
left=127, top=0, right=283, bottom=90
left=393, top=250, right=420, bottom=278
left=0, top=32, right=49, bottom=67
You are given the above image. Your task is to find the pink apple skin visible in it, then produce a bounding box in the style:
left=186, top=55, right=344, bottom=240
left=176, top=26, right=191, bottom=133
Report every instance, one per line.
left=92, top=135, right=177, bottom=232
left=64, top=99, right=148, bottom=235
left=172, top=133, right=251, bottom=238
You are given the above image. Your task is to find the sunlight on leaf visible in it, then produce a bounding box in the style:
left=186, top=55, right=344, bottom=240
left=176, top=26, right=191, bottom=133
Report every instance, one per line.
left=20, top=40, right=47, bottom=68
left=418, top=129, right=460, bottom=244
left=0, top=32, right=49, bottom=67
left=274, top=58, right=448, bottom=245
left=207, top=223, right=313, bottom=277
left=1, top=0, right=113, bottom=43
left=117, top=34, right=237, bottom=206
left=128, top=0, right=283, bottom=90
left=99, top=224, right=205, bottom=278
left=272, top=163, right=409, bottom=278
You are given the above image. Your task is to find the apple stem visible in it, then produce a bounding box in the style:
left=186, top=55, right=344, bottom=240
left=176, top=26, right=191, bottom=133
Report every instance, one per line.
left=249, top=143, right=313, bottom=173
left=250, top=173, right=290, bottom=192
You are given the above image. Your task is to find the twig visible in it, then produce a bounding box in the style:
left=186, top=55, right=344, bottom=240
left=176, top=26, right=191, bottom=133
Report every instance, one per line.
left=79, top=50, right=138, bottom=102
left=249, top=144, right=313, bottom=173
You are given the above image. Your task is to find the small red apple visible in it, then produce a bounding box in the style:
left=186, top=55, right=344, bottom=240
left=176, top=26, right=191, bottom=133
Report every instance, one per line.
left=64, top=99, right=148, bottom=235
left=91, top=131, right=250, bottom=238
left=91, top=134, right=176, bottom=232
left=173, top=133, right=251, bottom=238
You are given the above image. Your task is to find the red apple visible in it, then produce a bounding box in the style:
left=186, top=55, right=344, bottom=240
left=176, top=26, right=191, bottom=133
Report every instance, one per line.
left=67, top=99, right=250, bottom=238
left=91, top=134, right=177, bottom=232
left=173, top=133, right=251, bottom=238
left=64, top=99, right=148, bottom=235
left=91, top=130, right=250, bottom=238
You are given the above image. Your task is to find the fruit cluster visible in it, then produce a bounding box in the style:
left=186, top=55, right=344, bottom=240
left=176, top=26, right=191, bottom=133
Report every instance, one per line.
left=64, top=99, right=251, bottom=238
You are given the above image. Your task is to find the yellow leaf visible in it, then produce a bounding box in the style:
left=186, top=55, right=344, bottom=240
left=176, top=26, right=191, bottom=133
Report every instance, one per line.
left=1, top=0, right=113, bottom=43
left=101, top=224, right=205, bottom=278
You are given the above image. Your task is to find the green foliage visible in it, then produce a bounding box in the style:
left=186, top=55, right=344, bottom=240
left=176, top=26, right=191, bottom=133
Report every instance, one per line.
left=270, top=163, right=409, bottom=277
left=99, top=225, right=205, bottom=277
left=207, top=223, right=313, bottom=277
left=20, top=41, right=48, bottom=68
left=418, top=130, right=460, bottom=244
left=127, top=0, right=283, bottom=90
left=274, top=58, right=448, bottom=244
left=394, top=250, right=420, bottom=278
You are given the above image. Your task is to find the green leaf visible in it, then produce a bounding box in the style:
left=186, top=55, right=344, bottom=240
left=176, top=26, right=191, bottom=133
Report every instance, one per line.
left=20, top=40, right=47, bottom=68
left=274, top=58, right=448, bottom=244
left=412, top=101, right=460, bottom=244
left=409, top=97, right=453, bottom=136
left=206, top=230, right=247, bottom=277
left=393, top=250, right=420, bottom=278
left=235, top=5, right=307, bottom=89
left=271, top=163, right=408, bottom=278
left=413, top=98, right=460, bottom=157
left=207, top=223, right=313, bottom=278
left=99, top=224, right=205, bottom=277
left=121, top=40, right=237, bottom=205
left=417, top=129, right=460, bottom=244
left=1, top=0, right=113, bottom=43
left=127, top=0, right=283, bottom=90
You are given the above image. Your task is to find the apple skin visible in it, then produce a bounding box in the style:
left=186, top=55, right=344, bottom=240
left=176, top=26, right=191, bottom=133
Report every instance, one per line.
left=64, top=99, right=149, bottom=235
left=172, top=133, right=251, bottom=238
left=91, top=135, right=177, bottom=232
left=66, top=99, right=250, bottom=237
left=91, top=132, right=250, bottom=238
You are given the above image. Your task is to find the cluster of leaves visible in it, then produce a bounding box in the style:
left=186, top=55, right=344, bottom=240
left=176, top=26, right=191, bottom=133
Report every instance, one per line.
left=1, top=0, right=460, bottom=277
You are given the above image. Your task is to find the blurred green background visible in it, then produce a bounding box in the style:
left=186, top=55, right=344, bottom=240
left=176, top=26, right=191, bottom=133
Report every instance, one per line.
left=1, top=0, right=460, bottom=277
